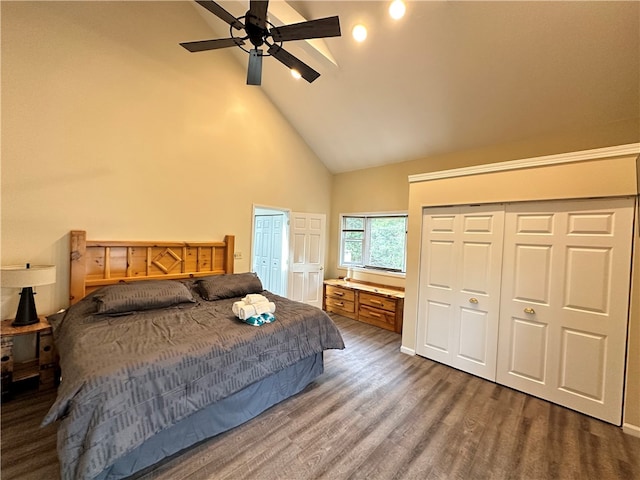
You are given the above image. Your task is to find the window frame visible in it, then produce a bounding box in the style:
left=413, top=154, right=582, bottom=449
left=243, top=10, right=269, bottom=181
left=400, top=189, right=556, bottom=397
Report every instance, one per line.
left=338, top=212, right=408, bottom=276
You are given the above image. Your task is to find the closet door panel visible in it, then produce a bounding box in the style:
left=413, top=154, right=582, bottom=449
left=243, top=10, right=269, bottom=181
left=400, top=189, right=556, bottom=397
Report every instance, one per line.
left=424, top=300, right=453, bottom=356
left=509, top=317, right=548, bottom=383
left=417, top=210, right=459, bottom=365
left=498, top=197, right=634, bottom=424
left=458, top=307, right=490, bottom=364
left=512, top=244, right=552, bottom=304
left=417, top=205, right=504, bottom=381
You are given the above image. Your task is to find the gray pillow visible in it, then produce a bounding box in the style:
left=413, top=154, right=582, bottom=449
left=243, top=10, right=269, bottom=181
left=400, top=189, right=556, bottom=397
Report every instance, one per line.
left=197, top=273, right=263, bottom=301
left=94, top=280, right=196, bottom=314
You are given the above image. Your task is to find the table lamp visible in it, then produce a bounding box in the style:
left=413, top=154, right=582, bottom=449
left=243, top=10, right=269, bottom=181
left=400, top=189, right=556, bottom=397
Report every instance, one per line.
left=1, top=264, right=56, bottom=326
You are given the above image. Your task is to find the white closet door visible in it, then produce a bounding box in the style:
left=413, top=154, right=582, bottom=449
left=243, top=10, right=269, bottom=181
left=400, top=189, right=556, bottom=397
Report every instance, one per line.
left=417, top=205, right=505, bottom=381
left=254, top=215, right=272, bottom=288
left=497, top=197, right=634, bottom=424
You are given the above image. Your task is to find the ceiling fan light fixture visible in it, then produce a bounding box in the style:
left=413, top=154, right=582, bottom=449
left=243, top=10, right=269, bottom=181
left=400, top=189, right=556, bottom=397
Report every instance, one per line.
left=389, top=0, right=406, bottom=20
left=291, top=69, right=302, bottom=80
left=352, top=24, right=367, bottom=42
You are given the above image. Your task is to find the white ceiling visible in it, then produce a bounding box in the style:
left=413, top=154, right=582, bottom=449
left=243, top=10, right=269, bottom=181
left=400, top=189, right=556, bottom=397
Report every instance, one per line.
left=190, top=1, right=639, bottom=173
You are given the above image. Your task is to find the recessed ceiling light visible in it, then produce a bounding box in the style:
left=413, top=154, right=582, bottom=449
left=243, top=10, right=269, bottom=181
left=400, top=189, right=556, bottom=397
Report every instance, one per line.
left=389, top=0, right=406, bottom=20
left=291, top=69, right=302, bottom=80
left=352, top=24, right=367, bottom=42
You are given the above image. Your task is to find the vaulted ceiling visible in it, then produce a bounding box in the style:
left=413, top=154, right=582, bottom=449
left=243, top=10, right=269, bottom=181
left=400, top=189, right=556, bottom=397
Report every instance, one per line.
left=187, top=1, right=639, bottom=173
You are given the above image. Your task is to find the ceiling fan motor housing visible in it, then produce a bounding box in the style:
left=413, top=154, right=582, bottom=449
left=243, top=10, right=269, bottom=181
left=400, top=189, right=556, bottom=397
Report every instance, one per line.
left=245, top=11, right=267, bottom=47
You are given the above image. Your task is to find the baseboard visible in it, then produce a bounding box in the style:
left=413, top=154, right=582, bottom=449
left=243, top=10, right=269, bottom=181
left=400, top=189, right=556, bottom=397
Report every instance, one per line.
left=622, top=423, right=640, bottom=438
left=400, top=345, right=415, bottom=356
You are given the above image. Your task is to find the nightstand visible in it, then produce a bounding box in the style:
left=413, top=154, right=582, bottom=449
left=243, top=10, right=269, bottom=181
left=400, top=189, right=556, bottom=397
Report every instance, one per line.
left=1, top=317, right=57, bottom=400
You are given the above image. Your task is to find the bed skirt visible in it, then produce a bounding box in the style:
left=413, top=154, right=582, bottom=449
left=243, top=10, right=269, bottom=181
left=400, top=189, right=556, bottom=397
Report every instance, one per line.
left=95, top=352, right=324, bottom=480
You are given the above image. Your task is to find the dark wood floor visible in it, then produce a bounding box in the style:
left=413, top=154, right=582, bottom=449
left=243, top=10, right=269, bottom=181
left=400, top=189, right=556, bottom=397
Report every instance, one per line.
left=2, top=314, right=639, bottom=479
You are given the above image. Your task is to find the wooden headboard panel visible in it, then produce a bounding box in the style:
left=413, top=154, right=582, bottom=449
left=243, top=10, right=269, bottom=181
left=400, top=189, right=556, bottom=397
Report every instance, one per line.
left=69, top=230, right=235, bottom=304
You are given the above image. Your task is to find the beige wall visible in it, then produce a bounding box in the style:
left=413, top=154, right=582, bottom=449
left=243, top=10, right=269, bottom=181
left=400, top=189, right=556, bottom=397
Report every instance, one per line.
left=328, top=119, right=640, bottom=281
left=1, top=2, right=331, bottom=316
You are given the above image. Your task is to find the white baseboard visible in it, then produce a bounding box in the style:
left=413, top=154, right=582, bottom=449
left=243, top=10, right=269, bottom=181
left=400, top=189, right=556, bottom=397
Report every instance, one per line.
left=400, top=345, right=415, bottom=356
left=623, top=423, right=640, bottom=438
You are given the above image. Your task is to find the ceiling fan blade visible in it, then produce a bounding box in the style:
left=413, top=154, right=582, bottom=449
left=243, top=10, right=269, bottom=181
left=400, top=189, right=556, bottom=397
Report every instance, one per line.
left=248, top=1, right=269, bottom=30
left=247, top=48, right=263, bottom=86
left=270, top=16, right=341, bottom=42
left=267, top=44, right=320, bottom=83
left=180, top=38, right=245, bottom=52
left=195, top=1, right=244, bottom=30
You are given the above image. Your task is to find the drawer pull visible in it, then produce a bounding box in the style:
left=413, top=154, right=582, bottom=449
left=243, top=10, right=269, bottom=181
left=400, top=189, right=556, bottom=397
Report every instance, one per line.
left=1, top=356, right=9, bottom=362
left=334, top=291, right=344, bottom=296
left=334, top=302, right=344, bottom=307
left=469, top=298, right=479, bottom=304
left=524, top=307, right=535, bottom=314
left=368, top=311, right=382, bottom=318
left=369, top=299, right=384, bottom=305
left=43, top=346, right=52, bottom=352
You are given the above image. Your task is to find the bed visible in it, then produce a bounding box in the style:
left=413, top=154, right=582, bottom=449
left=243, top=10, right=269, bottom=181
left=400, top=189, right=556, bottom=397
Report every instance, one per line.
left=42, top=231, right=345, bottom=480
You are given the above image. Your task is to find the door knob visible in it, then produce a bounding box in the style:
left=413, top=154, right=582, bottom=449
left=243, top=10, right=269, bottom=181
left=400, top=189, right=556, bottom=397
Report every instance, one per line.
left=524, top=307, right=535, bottom=314
left=469, top=298, right=479, bottom=304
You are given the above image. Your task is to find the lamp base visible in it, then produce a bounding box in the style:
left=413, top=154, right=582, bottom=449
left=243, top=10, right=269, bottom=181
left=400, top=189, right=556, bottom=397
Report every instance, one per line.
left=11, top=287, right=40, bottom=327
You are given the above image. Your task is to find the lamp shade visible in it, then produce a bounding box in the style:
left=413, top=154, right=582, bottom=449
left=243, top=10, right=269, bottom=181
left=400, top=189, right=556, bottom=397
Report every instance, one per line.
left=1, top=264, right=56, bottom=288
left=2, top=264, right=56, bottom=326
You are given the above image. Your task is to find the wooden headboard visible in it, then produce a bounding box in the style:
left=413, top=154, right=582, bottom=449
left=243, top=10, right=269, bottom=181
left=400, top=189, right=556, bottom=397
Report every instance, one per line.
left=69, top=230, right=235, bottom=304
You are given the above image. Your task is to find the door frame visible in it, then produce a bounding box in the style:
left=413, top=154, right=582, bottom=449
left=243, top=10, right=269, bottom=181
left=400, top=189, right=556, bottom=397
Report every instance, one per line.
left=251, top=204, right=291, bottom=297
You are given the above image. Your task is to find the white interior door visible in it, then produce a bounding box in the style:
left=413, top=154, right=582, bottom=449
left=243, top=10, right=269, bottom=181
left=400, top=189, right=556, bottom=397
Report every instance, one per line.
left=417, top=205, right=505, bottom=381
left=497, top=197, right=634, bottom=424
left=254, top=215, right=272, bottom=288
left=288, top=212, right=326, bottom=308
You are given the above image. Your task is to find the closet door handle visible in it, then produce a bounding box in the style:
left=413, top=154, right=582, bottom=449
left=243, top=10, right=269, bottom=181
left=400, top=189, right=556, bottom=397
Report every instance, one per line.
left=524, top=307, right=535, bottom=314
left=469, top=298, right=479, bottom=304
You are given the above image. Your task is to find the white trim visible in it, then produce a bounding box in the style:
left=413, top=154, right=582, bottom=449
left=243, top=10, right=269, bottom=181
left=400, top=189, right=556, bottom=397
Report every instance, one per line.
left=400, top=346, right=415, bottom=356
left=409, top=143, right=640, bottom=183
left=623, top=423, right=640, bottom=438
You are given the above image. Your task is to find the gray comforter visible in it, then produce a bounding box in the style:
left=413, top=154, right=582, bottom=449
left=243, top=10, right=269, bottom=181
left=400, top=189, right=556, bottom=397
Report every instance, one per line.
left=42, top=291, right=344, bottom=480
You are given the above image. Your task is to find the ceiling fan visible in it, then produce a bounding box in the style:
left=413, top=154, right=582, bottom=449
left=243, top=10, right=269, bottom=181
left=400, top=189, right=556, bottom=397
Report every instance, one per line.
left=180, top=0, right=341, bottom=85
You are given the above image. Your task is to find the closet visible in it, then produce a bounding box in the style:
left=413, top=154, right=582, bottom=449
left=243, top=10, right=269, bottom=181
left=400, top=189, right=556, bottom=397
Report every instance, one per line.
left=416, top=197, right=634, bottom=424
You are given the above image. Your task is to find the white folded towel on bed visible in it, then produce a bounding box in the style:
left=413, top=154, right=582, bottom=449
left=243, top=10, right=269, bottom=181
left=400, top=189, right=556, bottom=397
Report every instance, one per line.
left=243, top=294, right=268, bottom=304
left=232, top=300, right=246, bottom=316
left=234, top=300, right=276, bottom=320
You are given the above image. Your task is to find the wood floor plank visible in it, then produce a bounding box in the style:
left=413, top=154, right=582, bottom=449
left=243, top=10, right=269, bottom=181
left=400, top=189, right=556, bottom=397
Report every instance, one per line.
left=2, top=314, right=639, bottom=480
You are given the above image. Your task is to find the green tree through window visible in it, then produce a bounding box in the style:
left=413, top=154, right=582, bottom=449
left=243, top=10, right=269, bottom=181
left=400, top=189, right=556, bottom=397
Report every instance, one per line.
left=340, top=214, right=407, bottom=273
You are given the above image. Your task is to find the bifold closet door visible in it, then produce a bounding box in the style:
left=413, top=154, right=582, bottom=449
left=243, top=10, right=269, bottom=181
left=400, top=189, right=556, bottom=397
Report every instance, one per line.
left=416, top=205, right=505, bottom=381
left=497, top=197, right=634, bottom=424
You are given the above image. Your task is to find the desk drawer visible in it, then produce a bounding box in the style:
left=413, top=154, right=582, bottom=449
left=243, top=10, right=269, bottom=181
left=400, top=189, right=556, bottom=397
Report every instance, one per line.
left=359, top=292, right=397, bottom=312
left=325, top=298, right=355, bottom=314
left=358, top=305, right=396, bottom=329
left=326, top=285, right=355, bottom=302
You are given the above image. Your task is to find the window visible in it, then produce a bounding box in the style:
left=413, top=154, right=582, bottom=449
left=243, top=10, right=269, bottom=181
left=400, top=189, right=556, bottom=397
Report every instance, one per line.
left=340, top=213, right=407, bottom=273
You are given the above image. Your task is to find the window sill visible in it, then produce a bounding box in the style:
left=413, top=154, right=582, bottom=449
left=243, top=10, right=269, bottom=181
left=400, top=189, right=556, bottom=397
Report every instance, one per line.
left=340, top=266, right=406, bottom=280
